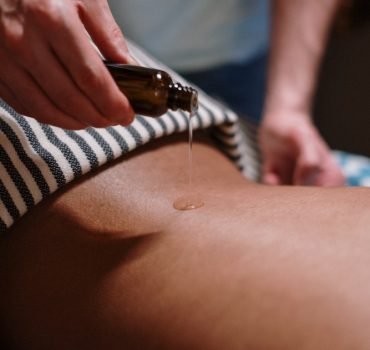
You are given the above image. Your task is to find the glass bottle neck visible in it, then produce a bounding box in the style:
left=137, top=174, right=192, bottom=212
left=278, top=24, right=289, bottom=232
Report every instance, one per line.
left=167, top=83, right=198, bottom=114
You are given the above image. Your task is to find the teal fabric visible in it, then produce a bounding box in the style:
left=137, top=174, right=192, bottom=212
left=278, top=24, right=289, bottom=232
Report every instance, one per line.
left=334, top=151, right=370, bottom=187
left=108, top=0, right=270, bottom=72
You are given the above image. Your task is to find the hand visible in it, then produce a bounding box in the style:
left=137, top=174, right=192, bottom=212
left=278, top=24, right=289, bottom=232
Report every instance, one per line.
left=259, top=112, right=345, bottom=186
left=0, top=0, right=135, bottom=129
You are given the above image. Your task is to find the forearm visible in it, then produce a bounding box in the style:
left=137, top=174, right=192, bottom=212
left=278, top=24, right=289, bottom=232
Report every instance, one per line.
left=259, top=0, right=345, bottom=187
left=264, top=0, right=340, bottom=117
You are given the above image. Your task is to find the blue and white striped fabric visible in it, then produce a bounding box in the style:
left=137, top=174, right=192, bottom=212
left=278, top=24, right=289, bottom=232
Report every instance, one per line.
left=0, top=41, right=259, bottom=233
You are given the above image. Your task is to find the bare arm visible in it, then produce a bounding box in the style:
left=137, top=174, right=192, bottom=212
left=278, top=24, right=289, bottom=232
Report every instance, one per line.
left=265, top=0, right=340, bottom=115
left=260, top=0, right=344, bottom=186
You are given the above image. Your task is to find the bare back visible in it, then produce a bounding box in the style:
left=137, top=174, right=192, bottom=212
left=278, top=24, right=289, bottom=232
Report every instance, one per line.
left=1, top=131, right=370, bottom=349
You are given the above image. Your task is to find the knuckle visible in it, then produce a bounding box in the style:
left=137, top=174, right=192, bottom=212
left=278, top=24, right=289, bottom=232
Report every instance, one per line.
left=110, top=24, right=124, bottom=42
left=26, top=0, right=63, bottom=27
left=1, top=19, right=24, bottom=52
left=109, top=25, right=130, bottom=55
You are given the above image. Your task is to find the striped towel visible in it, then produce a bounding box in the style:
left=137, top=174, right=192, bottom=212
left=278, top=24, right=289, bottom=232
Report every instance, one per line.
left=0, top=41, right=260, bottom=233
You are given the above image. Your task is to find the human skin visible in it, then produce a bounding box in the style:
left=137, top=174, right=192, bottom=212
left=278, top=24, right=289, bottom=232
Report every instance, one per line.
left=0, top=0, right=135, bottom=129
left=260, top=0, right=344, bottom=187
left=0, top=0, right=343, bottom=184
left=0, top=131, right=370, bottom=349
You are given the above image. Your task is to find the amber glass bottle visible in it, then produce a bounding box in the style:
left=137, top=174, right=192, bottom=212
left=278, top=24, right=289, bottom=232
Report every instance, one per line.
left=104, top=62, right=199, bottom=117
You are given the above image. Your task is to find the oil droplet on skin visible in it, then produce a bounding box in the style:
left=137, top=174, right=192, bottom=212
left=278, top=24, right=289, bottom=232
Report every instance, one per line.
left=173, top=193, right=204, bottom=211
left=173, top=112, right=204, bottom=211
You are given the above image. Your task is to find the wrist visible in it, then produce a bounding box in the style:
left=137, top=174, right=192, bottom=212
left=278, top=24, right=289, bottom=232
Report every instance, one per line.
left=261, top=108, right=315, bottom=138
left=262, top=108, right=311, bottom=125
left=263, top=90, right=313, bottom=119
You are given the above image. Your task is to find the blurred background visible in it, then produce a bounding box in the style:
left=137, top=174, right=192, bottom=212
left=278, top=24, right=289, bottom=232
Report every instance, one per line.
left=314, top=0, right=370, bottom=157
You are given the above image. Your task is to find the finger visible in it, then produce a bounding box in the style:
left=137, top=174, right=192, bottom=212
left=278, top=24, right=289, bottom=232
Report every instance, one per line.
left=262, top=160, right=283, bottom=185
left=76, top=0, right=136, bottom=64
left=0, top=52, right=86, bottom=129
left=293, top=148, right=321, bottom=186
left=262, top=171, right=281, bottom=186
left=315, top=158, right=346, bottom=187
left=0, top=80, right=28, bottom=114
left=47, top=7, right=135, bottom=125
left=298, top=168, right=322, bottom=186
left=294, top=165, right=320, bottom=186
left=13, top=35, right=117, bottom=128
left=263, top=155, right=296, bottom=185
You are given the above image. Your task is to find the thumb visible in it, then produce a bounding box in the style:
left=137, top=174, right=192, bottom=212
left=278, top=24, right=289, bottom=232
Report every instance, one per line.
left=78, top=1, right=136, bottom=64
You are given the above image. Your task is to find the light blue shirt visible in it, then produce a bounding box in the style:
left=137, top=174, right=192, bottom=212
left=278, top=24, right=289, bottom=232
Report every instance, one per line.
left=108, top=0, right=270, bottom=72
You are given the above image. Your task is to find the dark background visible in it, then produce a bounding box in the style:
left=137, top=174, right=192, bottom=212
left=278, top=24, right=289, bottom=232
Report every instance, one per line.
left=314, top=0, right=370, bottom=157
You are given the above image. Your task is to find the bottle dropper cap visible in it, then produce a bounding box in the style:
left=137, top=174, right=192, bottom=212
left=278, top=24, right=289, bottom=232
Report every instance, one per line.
left=168, top=83, right=198, bottom=114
